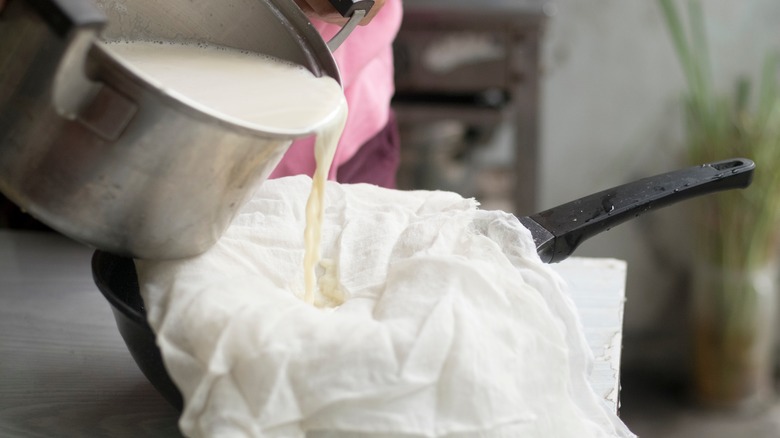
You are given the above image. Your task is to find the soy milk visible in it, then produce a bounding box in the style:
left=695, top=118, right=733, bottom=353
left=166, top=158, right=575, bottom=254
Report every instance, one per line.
left=104, top=41, right=347, bottom=305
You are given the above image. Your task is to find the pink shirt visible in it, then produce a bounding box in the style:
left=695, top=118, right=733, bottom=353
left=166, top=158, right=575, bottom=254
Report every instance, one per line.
left=270, top=0, right=403, bottom=180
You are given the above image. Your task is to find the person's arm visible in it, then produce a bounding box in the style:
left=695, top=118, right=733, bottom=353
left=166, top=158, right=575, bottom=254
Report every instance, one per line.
left=294, top=0, right=385, bottom=25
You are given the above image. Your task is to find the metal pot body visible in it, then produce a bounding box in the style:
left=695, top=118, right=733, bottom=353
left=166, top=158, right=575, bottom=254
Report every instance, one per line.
left=0, top=0, right=340, bottom=259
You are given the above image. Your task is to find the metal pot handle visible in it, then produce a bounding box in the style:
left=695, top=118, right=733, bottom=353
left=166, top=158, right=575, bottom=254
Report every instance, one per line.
left=326, top=0, right=374, bottom=51
left=25, top=0, right=106, bottom=118
left=22, top=0, right=137, bottom=140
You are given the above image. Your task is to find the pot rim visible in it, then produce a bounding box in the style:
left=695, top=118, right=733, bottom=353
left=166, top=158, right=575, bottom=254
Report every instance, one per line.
left=90, top=42, right=344, bottom=140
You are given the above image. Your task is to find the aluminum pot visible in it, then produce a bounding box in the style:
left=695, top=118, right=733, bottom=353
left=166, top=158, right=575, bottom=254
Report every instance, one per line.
left=0, top=0, right=371, bottom=259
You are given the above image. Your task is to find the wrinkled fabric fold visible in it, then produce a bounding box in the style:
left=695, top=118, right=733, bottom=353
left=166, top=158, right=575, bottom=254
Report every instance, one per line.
left=136, top=175, right=635, bottom=438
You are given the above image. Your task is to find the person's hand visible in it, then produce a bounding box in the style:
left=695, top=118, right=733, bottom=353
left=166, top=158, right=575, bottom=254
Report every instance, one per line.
left=294, top=0, right=386, bottom=26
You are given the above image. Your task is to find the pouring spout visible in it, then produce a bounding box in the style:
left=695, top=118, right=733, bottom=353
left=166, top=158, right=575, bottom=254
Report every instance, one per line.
left=519, top=158, right=756, bottom=264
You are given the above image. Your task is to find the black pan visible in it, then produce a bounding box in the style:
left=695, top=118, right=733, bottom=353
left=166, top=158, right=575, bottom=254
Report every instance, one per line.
left=92, top=157, right=755, bottom=410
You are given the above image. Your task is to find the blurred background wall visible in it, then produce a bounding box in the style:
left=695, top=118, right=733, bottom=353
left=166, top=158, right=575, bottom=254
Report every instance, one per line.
left=538, top=0, right=780, bottom=379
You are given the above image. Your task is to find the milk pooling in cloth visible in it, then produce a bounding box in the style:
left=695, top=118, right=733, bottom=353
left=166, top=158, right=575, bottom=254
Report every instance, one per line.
left=136, top=177, right=636, bottom=438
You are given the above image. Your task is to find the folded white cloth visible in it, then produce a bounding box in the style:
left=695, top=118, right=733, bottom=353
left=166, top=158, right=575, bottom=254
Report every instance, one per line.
left=136, top=175, right=635, bottom=438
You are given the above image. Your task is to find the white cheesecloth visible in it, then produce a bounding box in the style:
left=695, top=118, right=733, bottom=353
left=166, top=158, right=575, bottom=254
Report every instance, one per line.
left=135, top=175, right=635, bottom=438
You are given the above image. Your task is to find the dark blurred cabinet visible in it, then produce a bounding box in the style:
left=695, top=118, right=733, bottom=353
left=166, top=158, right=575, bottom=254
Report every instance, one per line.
left=392, top=0, right=551, bottom=213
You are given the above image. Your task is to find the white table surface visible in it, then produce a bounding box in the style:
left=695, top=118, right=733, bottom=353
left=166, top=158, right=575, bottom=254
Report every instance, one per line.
left=0, top=230, right=627, bottom=437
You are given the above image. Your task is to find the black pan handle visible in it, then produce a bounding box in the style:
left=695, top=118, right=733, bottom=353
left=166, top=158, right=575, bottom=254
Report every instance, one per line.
left=519, top=158, right=756, bottom=263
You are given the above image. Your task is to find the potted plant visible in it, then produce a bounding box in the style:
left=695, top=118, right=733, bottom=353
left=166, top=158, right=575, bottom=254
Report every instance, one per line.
left=658, top=0, right=780, bottom=411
